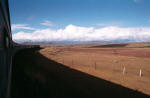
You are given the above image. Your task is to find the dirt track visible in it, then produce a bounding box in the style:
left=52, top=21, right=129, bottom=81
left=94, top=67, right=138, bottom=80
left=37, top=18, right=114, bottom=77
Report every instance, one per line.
left=11, top=47, right=150, bottom=98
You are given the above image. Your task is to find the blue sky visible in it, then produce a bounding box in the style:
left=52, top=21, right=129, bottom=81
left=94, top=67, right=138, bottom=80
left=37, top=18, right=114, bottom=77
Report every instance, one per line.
left=9, top=0, right=150, bottom=42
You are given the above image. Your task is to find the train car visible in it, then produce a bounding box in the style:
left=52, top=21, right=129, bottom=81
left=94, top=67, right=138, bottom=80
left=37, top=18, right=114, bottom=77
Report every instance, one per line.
left=0, top=1, right=41, bottom=97
left=0, top=0, right=13, bottom=98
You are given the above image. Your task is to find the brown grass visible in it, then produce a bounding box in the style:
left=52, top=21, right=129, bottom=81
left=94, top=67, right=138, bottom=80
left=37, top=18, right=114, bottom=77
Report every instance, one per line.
left=40, top=45, right=150, bottom=95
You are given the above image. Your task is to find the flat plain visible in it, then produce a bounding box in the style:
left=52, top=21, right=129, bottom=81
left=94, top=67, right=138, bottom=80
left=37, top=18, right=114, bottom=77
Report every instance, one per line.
left=40, top=42, right=150, bottom=95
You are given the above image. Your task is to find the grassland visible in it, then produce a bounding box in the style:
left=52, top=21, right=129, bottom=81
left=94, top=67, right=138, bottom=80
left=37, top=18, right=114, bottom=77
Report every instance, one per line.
left=40, top=42, right=150, bottom=95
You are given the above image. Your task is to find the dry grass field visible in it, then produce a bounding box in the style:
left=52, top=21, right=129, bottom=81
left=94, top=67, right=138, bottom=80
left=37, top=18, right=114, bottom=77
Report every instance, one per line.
left=40, top=43, right=150, bottom=95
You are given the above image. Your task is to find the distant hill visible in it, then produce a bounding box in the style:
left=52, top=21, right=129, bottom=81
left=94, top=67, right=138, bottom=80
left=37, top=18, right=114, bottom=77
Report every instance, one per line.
left=21, top=41, right=53, bottom=46
left=20, top=40, right=150, bottom=48
left=88, top=42, right=150, bottom=48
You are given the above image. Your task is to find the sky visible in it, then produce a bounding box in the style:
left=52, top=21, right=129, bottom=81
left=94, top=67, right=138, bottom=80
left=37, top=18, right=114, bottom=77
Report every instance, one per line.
left=9, top=0, right=150, bottom=43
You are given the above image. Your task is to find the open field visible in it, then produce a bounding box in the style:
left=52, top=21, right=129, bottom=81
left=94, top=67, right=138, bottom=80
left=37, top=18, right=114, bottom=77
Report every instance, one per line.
left=40, top=43, right=150, bottom=95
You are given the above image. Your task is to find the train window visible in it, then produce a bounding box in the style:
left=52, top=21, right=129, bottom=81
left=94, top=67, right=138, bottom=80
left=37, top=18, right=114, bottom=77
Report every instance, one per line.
left=9, top=0, right=150, bottom=98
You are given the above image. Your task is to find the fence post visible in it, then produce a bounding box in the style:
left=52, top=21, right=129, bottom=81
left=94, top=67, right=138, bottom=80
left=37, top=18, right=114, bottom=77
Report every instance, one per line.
left=123, top=66, right=126, bottom=75
left=139, top=69, right=142, bottom=77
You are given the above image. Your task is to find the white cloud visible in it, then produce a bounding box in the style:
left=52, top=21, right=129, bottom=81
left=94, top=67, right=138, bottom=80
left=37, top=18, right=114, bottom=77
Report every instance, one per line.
left=40, top=20, right=53, bottom=27
left=12, top=24, right=150, bottom=42
left=11, top=24, right=35, bottom=31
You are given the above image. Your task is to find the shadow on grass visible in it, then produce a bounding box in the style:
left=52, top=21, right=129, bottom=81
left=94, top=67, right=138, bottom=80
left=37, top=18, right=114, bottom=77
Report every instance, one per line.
left=11, top=48, right=150, bottom=98
left=89, top=43, right=128, bottom=48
